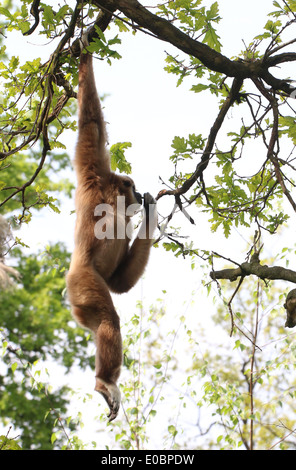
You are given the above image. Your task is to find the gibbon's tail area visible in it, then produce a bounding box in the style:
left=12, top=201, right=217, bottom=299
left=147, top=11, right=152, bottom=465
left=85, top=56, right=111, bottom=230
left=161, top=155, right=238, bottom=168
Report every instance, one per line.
left=66, top=46, right=158, bottom=422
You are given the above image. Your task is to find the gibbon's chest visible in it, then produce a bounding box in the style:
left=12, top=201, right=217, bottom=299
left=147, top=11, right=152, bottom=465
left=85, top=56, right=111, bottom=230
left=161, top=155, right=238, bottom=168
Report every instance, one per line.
left=74, top=201, right=133, bottom=280
left=92, top=209, right=132, bottom=279
left=94, top=237, right=129, bottom=280
left=93, top=201, right=130, bottom=241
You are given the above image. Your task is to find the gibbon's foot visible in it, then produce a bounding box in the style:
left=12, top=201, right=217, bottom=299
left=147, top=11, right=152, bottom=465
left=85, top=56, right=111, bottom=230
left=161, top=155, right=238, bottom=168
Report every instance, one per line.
left=95, top=379, right=121, bottom=422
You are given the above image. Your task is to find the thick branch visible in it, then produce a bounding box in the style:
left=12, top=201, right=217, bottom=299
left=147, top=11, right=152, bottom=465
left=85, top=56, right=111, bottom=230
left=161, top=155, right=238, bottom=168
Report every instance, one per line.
left=210, top=261, right=296, bottom=284
left=23, top=0, right=41, bottom=36
left=265, top=52, right=296, bottom=68
left=95, top=0, right=246, bottom=75
left=95, top=0, right=296, bottom=94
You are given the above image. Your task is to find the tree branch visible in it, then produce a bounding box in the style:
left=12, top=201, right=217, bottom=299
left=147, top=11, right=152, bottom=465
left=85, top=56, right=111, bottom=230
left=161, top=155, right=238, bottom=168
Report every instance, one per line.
left=1, top=3, right=116, bottom=217
left=95, top=0, right=296, bottom=94
left=210, top=260, right=296, bottom=284
left=157, top=77, right=243, bottom=199
left=253, top=78, right=296, bottom=213
left=23, top=0, right=41, bottom=36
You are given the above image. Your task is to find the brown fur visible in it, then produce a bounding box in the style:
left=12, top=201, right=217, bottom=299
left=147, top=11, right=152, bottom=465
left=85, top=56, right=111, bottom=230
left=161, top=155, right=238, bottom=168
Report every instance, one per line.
left=66, top=51, right=157, bottom=421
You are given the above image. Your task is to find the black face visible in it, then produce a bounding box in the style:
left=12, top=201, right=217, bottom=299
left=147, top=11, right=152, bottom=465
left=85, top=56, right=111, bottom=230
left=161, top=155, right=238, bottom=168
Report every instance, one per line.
left=122, top=178, right=142, bottom=205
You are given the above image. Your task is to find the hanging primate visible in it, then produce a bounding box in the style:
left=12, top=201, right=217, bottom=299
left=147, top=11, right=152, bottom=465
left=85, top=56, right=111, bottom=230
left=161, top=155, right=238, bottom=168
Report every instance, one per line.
left=66, top=43, right=157, bottom=421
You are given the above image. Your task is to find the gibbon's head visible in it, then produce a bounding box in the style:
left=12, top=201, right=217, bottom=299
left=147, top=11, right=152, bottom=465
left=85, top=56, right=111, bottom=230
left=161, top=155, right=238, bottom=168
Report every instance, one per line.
left=119, top=176, right=143, bottom=207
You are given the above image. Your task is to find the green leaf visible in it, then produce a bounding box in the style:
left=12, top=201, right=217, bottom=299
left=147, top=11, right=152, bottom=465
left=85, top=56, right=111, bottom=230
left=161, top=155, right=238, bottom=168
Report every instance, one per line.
left=43, top=5, right=54, bottom=24
left=191, top=83, right=209, bottom=93
left=110, top=142, right=132, bottom=173
left=168, top=425, right=178, bottom=437
left=0, top=7, right=14, bottom=21
left=153, top=362, right=162, bottom=369
left=171, top=136, right=187, bottom=153
left=0, top=435, right=22, bottom=450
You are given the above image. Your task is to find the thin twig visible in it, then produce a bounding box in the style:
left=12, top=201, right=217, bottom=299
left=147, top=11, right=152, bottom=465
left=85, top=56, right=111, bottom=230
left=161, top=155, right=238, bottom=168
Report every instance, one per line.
left=227, top=276, right=245, bottom=337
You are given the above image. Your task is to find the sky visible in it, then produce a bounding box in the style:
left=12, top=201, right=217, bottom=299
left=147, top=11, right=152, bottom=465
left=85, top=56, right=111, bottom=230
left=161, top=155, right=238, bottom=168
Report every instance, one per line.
left=4, top=0, right=295, bottom=449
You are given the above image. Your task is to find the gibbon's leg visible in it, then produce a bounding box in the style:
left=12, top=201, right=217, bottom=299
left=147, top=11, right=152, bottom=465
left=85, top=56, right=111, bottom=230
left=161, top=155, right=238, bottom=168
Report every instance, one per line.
left=66, top=265, right=122, bottom=421
left=75, top=51, right=110, bottom=177
left=108, top=193, right=158, bottom=294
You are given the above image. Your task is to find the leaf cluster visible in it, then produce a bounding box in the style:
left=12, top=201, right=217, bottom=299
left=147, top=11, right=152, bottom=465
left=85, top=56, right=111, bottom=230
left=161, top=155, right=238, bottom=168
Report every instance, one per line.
left=0, top=243, right=93, bottom=449
left=1, top=243, right=90, bottom=369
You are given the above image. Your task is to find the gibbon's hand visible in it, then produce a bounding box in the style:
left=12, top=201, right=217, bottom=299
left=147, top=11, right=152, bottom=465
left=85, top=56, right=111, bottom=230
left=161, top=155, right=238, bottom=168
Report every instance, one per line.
left=138, top=192, right=158, bottom=240
left=143, top=192, right=158, bottom=228
left=143, top=192, right=156, bottom=216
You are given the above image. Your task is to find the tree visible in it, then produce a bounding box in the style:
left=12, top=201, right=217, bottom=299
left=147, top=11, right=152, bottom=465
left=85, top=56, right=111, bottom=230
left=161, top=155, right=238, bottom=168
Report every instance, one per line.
left=0, top=244, right=91, bottom=449
left=1, top=0, right=296, bottom=450
left=2, top=0, right=296, bottom=285
left=190, top=273, right=296, bottom=450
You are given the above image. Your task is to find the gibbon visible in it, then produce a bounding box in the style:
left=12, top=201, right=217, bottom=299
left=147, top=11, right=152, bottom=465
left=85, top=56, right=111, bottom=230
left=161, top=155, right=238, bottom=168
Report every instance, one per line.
left=66, top=46, right=157, bottom=421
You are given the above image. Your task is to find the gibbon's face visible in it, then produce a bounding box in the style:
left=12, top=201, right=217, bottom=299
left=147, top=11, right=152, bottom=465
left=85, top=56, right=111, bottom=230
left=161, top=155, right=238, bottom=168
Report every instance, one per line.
left=120, top=176, right=143, bottom=206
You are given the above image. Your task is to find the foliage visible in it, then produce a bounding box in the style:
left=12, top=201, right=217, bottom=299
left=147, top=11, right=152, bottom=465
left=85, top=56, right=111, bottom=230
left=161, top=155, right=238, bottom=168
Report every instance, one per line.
left=1, top=244, right=90, bottom=368
left=0, top=244, right=91, bottom=449
left=115, top=299, right=181, bottom=450
left=155, top=0, right=296, bottom=245
left=190, top=275, right=296, bottom=450
left=1, top=0, right=295, bottom=239
left=76, top=272, right=296, bottom=451
left=0, top=433, right=22, bottom=450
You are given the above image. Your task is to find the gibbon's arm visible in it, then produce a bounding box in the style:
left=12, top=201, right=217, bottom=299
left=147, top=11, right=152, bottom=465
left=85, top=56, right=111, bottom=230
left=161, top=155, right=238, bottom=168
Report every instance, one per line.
left=75, top=52, right=110, bottom=182
left=108, top=238, right=152, bottom=293
left=108, top=194, right=158, bottom=293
